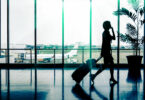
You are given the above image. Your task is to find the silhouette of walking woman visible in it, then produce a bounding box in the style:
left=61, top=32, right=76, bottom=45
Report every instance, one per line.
left=91, top=21, right=117, bottom=84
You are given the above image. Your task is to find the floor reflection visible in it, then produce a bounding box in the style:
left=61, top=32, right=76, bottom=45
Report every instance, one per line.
left=109, top=83, right=116, bottom=100
left=127, top=67, right=142, bottom=83
left=91, top=84, right=108, bottom=100
left=0, top=68, right=144, bottom=100
left=0, top=68, right=1, bottom=100
left=72, top=84, right=92, bottom=100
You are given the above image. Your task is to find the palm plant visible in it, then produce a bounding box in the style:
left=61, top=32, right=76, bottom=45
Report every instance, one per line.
left=113, top=0, right=144, bottom=56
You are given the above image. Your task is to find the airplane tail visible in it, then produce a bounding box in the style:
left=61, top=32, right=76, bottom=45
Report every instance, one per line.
left=73, top=44, right=78, bottom=49
left=65, top=44, right=78, bottom=58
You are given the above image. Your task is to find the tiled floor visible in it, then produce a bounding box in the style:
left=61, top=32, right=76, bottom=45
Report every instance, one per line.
left=0, top=68, right=144, bottom=100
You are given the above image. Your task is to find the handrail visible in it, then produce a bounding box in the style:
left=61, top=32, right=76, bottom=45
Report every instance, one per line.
left=0, top=48, right=143, bottom=64
left=0, top=48, right=142, bottom=50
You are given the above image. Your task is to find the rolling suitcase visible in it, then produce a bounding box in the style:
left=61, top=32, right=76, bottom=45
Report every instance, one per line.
left=72, top=59, right=97, bottom=84
left=72, top=64, right=90, bottom=84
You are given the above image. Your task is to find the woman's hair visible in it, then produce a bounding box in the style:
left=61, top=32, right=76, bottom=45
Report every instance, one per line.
left=103, top=21, right=111, bottom=30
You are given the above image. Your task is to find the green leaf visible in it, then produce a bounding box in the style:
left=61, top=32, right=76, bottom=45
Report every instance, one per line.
left=126, top=23, right=137, bottom=37
left=113, top=8, right=137, bottom=21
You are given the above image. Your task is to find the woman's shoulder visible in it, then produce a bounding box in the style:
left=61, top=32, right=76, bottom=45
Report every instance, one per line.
left=103, top=31, right=110, bottom=37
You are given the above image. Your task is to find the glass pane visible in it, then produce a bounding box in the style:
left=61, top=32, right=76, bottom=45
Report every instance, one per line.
left=120, top=0, right=144, bottom=64
left=37, top=0, right=62, bottom=64
left=92, top=1, right=118, bottom=99
left=64, top=0, right=90, bottom=65
left=0, top=0, right=7, bottom=63
left=92, top=0, right=117, bottom=64
left=64, top=0, right=90, bottom=99
left=9, top=0, right=34, bottom=64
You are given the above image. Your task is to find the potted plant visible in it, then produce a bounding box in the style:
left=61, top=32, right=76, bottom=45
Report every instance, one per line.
left=113, top=0, right=144, bottom=82
left=113, top=0, right=144, bottom=65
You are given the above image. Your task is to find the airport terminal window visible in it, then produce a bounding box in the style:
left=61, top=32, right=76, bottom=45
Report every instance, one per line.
left=64, top=0, right=90, bottom=64
left=0, top=0, right=7, bottom=63
left=120, top=0, right=144, bottom=64
left=0, top=0, right=144, bottom=64
left=0, top=0, right=34, bottom=64
left=92, top=0, right=118, bottom=64
left=37, top=0, right=62, bottom=64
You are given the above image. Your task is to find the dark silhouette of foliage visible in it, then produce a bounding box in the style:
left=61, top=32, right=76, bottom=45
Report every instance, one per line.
left=113, top=0, right=144, bottom=55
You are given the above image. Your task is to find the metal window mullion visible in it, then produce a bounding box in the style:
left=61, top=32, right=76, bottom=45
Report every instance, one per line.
left=117, top=0, right=120, bottom=100
left=89, top=0, right=92, bottom=98
left=0, top=0, right=1, bottom=56
left=143, top=0, right=145, bottom=98
left=34, top=0, right=37, bottom=64
left=7, top=0, right=9, bottom=64
left=117, top=0, right=120, bottom=65
left=143, top=0, right=145, bottom=66
left=62, top=0, right=64, bottom=65
left=34, top=0, right=37, bottom=99
left=90, top=0, right=92, bottom=60
left=7, top=0, right=10, bottom=100
left=62, top=0, right=64, bottom=100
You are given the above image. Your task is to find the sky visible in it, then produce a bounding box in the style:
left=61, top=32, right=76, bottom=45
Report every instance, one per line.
left=1, top=0, right=144, bottom=48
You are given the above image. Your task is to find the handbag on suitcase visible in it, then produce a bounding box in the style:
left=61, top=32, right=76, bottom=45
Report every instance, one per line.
left=72, top=59, right=97, bottom=84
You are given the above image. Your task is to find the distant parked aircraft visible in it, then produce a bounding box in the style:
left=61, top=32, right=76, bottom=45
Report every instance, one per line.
left=15, top=44, right=78, bottom=63
left=0, top=50, right=5, bottom=58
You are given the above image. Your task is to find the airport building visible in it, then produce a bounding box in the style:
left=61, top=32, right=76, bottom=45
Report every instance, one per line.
left=0, top=0, right=144, bottom=100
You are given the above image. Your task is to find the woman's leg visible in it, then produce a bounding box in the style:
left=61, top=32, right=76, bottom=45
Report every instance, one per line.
left=109, top=61, right=117, bottom=83
left=110, top=61, right=114, bottom=80
left=91, top=57, right=106, bottom=81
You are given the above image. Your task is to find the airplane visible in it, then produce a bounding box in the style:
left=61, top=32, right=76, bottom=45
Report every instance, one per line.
left=14, top=44, right=78, bottom=63
left=0, top=50, right=14, bottom=63
left=52, top=44, right=78, bottom=59
left=0, top=50, right=5, bottom=58
left=0, top=50, right=5, bottom=63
